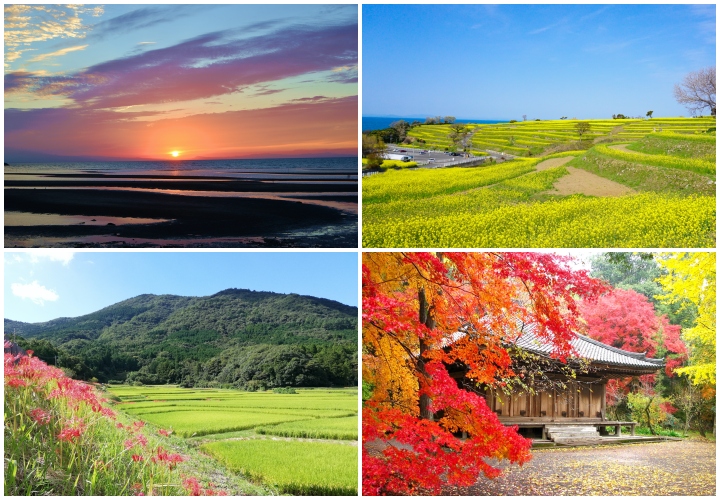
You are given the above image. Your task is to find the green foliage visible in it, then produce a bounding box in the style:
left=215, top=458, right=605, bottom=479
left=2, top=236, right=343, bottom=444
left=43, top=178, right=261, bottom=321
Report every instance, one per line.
left=273, top=387, right=298, bottom=394
left=6, top=289, right=358, bottom=389
left=201, top=440, right=358, bottom=495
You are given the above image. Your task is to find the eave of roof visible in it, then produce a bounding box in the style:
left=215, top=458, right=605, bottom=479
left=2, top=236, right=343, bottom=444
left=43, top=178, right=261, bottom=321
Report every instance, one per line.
left=512, top=325, right=664, bottom=370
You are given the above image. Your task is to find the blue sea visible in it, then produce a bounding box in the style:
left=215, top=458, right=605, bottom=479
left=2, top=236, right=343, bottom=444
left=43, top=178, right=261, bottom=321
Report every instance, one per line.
left=362, top=116, right=507, bottom=131
left=5, top=156, right=357, bottom=174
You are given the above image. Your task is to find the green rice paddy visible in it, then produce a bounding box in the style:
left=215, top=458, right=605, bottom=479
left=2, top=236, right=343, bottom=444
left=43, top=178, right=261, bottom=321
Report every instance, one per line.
left=108, top=385, right=358, bottom=494
left=201, top=439, right=358, bottom=495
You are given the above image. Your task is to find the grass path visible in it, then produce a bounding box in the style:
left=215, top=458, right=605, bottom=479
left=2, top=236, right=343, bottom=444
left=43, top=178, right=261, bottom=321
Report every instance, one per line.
left=610, top=143, right=647, bottom=154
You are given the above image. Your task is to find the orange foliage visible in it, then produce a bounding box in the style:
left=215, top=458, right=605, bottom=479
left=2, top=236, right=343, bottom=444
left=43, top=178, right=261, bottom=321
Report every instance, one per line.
left=362, top=252, right=606, bottom=495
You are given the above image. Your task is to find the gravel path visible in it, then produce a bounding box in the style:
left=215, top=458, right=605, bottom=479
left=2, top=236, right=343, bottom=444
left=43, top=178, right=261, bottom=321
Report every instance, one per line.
left=443, top=440, right=716, bottom=496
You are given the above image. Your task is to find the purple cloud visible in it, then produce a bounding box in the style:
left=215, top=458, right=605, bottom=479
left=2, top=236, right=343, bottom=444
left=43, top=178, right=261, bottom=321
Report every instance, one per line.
left=5, top=22, right=358, bottom=110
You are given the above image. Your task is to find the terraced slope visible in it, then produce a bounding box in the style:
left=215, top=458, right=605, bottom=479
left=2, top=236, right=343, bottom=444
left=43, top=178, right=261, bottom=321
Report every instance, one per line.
left=402, top=117, right=715, bottom=157
left=362, top=130, right=715, bottom=248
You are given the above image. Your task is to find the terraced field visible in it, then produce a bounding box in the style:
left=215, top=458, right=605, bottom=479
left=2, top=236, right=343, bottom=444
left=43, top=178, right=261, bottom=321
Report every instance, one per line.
left=402, top=117, right=715, bottom=156
left=363, top=125, right=716, bottom=248
left=109, top=385, right=358, bottom=495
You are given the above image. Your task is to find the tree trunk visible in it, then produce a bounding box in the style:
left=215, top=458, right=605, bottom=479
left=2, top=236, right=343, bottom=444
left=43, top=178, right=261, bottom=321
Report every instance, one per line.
left=644, top=397, right=656, bottom=435
left=418, top=288, right=435, bottom=421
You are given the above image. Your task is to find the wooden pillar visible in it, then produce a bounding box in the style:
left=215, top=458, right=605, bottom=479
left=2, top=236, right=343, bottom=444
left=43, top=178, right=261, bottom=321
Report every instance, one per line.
left=601, top=382, right=607, bottom=421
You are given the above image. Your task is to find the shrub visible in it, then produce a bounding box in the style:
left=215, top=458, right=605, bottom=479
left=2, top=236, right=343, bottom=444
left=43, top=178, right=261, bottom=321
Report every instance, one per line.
left=272, top=387, right=298, bottom=394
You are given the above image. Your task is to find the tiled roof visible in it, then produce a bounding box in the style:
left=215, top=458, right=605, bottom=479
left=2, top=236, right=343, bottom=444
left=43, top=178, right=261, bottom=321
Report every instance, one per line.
left=513, top=323, right=664, bottom=369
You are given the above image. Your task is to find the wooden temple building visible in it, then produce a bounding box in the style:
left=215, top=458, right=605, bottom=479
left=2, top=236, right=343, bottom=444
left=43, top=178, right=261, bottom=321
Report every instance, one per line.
left=453, top=326, right=665, bottom=445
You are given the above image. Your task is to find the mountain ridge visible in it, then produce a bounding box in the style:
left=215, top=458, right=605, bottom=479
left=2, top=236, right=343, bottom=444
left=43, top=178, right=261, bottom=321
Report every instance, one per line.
left=6, top=288, right=358, bottom=389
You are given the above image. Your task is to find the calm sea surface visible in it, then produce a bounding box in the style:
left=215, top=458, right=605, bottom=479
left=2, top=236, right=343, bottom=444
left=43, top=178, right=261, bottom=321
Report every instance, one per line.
left=5, top=157, right=357, bottom=175
left=362, top=116, right=507, bottom=131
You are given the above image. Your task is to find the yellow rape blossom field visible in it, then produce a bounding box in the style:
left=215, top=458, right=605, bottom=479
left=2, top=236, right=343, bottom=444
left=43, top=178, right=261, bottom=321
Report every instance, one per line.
left=363, top=123, right=715, bottom=248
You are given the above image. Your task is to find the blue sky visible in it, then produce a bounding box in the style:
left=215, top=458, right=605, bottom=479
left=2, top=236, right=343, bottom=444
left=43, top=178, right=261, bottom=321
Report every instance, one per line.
left=363, top=4, right=716, bottom=120
left=4, top=251, right=358, bottom=323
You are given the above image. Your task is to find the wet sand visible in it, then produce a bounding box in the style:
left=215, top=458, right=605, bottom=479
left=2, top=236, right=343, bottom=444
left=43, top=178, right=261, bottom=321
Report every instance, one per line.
left=4, top=169, right=357, bottom=248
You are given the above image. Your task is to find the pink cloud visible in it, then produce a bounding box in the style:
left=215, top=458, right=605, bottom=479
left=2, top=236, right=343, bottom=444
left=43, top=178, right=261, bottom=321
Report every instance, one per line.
left=5, top=96, right=358, bottom=160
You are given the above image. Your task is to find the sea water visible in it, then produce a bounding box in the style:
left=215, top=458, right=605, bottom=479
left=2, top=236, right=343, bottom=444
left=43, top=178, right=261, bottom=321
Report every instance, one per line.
left=5, top=157, right=358, bottom=181
left=362, top=116, right=507, bottom=132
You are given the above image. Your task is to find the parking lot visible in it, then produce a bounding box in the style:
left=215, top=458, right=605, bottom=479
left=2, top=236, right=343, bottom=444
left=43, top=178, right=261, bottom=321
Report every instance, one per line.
left=385, top=145, right=511, bottom=167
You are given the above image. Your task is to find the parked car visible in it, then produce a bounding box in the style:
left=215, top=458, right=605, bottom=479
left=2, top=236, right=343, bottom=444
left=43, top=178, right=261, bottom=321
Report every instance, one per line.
left=428, top=158, right=436, bottom=162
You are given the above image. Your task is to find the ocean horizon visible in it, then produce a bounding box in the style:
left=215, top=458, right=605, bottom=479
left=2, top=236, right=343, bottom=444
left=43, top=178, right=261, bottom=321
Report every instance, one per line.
left=5, top=156, right=357, bottom=174
left=362, top=116, right=507, bottom=131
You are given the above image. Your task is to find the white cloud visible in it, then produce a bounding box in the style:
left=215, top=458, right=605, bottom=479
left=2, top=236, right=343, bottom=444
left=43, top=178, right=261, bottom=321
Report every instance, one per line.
left=6, top=250, right=76, bottom=266
left=11, top=281, right=59, bottom=305
left=29, top=250, right=75, bottom=266
left=28, top=44, right=88, bottom=63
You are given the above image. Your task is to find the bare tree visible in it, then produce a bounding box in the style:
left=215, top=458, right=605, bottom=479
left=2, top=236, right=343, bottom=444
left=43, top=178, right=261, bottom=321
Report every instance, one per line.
left=575, top=121, right=591, bottom=137
left=448, top=124, right=469, bottom=152
left=522, top=114, right=527, bottom=121
left=674, top=67, right=716, bottom=116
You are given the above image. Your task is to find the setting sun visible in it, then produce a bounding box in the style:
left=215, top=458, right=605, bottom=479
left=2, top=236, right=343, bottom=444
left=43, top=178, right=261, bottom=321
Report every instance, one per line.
left=170, top=151, right=180, bottom=158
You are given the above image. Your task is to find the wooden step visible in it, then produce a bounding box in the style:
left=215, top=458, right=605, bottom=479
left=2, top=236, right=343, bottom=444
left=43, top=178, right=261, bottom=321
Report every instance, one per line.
left=554, top=437, right=603, bottom=446
left=546, top=425, right=600, bottom=442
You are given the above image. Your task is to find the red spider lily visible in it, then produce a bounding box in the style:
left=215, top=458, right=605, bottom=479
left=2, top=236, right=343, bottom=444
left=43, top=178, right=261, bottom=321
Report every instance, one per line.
left=57, top=424, right=84, bottom=442
left=183, top=477, right=202, bottom=496
left=182, top=477, right=227, bottom=496
left=131, top=454, right=143, bottom=462
left=116, top=422, right=125, bottom=429
left=7, top=378, right=27, bottom=388
left=151, top=447, right=184, bottom=469
left=100, top=407, right=116, bottom=419
left=132, top=421, right=145, bottom=431
left=124, top=439, right=135, bottom=450
left=135, top=434, right=148, bottom=447
left=29, top=408, right=52, bottom=425
left=158, top=429, right=172, bottom=437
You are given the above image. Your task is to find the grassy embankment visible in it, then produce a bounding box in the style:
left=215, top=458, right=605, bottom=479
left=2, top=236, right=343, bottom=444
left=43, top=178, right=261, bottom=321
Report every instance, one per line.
left=363, top=119, right=715, bottom=248
left=110, top=385, right=359, bottom=495
left=4, top=353, right=230, bottom=496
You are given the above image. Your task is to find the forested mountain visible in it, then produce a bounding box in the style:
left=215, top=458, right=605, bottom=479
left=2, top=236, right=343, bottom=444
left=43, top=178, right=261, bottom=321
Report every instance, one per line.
left=5, top=289, right=358, bottom=389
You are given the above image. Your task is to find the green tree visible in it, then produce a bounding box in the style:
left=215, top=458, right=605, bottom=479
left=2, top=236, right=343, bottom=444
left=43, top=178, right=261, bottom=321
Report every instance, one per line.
left=647, top=110, right=654, bottom=118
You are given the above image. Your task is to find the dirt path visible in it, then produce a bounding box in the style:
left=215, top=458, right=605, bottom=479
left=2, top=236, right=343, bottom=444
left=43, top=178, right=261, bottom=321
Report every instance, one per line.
left=535, top=155, right=636, bottom=197
left=444, top=439, right=716, bottom=496
left=535, top=156, right=575, bottom=171
left=546, top=166, right=636, bottom=196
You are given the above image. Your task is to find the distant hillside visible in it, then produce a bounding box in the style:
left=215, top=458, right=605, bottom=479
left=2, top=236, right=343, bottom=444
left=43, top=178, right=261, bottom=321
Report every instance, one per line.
left=6, top=289, right=358, bottom=388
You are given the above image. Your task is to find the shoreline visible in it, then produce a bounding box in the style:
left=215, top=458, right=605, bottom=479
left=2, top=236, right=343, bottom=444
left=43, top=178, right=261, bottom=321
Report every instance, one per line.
left=5, top=188, right=357, bottom=248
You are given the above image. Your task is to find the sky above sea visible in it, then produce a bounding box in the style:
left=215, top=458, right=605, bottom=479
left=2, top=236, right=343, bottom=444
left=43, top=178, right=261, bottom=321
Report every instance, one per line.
left=363, top=4, right=715, bottom=120
left=4, top=252, right=359, bottom=323
left=362, top=116, right=506, bottom=131
left=4, top=5, right=358, bottom=161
